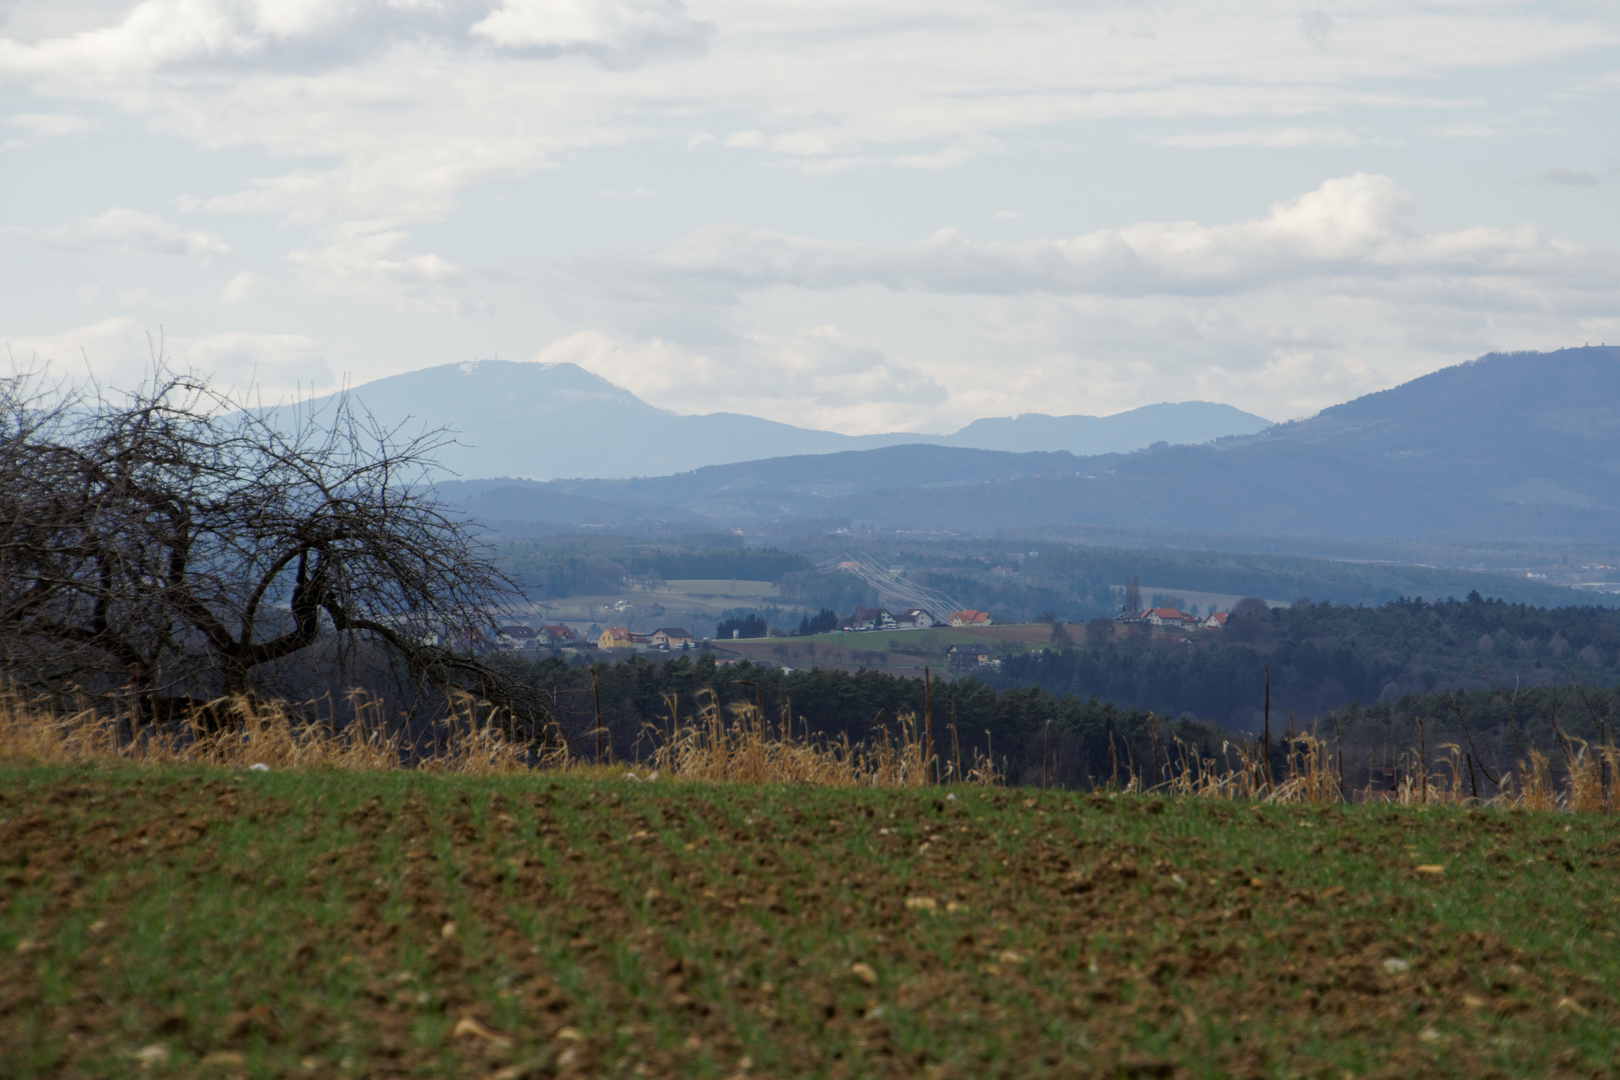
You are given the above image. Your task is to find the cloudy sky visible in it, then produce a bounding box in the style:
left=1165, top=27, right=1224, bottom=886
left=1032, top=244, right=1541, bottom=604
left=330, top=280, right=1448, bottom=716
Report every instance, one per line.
left=2, top=0, right=1617, bottom=434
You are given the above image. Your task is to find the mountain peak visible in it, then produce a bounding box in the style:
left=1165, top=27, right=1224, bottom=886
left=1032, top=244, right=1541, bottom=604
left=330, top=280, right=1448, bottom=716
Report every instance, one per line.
left=279, top=359, right=1278, bottom=480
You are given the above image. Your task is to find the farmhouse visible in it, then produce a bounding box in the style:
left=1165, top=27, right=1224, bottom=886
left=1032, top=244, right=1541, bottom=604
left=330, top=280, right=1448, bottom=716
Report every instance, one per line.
left=651, top=627, right=694, bottom=649
left=948, top=610, right=992, bottom=627
left=847, top=607, right=898, bottom=632
left=946, top=642, right=993, bottom=670
left=599, top=626, right=632, bottom=650
left=538, top=625, right=578, bottom=646
left=1203, top=612, right=1229, bottom=630
left=497, top=624, right=537, bottom=649
left=895, top=608, right=936, bottom=628
left=1142, top=608, right=1197, bottom=629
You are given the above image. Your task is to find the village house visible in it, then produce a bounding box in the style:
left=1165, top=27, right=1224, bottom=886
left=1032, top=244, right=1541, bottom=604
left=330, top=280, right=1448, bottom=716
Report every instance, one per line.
left=496, top=624, right=537, bottom=649
left=538, top=625, right=578, bottom=646
left=650, top=627, right=694, bottom=650
left=895, top=608, right=936, bottom=628
left=1141, top=607, right=1199, bottom=629
left=946, top=642, right=993, bottom=670
left=598, top=626, right=632, bottom=650
left=846, top=607, right=898, bottom=632
left=1202, top=612, right=1229, bottom=630
left=948, top=610, right=993, bottom=627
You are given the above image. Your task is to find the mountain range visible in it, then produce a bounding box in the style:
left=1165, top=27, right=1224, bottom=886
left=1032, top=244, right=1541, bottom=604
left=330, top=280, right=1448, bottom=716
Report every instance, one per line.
left=435, top=346, right=1620, bottom=544
left=283, top=360, right=1270, bottom=480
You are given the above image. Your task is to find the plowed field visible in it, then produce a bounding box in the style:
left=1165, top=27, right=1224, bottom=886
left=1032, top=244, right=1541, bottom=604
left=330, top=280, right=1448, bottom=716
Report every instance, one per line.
left=3, top=766, right=1617, bottom=1078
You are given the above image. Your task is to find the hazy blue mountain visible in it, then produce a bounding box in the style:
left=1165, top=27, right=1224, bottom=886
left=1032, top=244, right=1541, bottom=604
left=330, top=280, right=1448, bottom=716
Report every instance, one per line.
left=273, top=359, right=1270, bottom=480
left=436, top=445, right=1084, bottom=528
left=940, top=401, right=1269, bottom=455
left=438, top=346, right=1620, bottom=544
left=275, top=360, right=855, bottom=480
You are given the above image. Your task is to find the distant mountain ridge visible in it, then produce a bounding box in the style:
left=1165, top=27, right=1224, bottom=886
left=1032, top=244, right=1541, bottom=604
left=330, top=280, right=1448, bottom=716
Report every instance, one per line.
left=277, top=360, right=1270, bottom=480
left=437, top=346, right=1620, bottom=544
left=937, top=402, right=1268, bottom=455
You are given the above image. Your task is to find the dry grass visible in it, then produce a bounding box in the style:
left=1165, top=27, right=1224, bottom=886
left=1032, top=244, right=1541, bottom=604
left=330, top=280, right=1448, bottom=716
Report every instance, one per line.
left=5, top=688, right=1620, bottom=809
left=1108, top=723, right=1620, bottom=813
left=0, top=691, right=551, bottom=776
left=625, top=691, right=1003, bottom=787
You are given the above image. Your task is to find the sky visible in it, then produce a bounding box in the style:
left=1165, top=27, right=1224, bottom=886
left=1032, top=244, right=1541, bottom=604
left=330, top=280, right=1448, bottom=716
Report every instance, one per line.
left=2, top=0, right=1618, bottom=435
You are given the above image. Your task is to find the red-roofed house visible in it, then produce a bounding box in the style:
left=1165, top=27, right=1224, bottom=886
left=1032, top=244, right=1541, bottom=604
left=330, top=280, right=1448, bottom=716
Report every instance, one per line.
left=1142, top=608, right=1197, bottom=628
left=948, top=610, right=993, bottom=627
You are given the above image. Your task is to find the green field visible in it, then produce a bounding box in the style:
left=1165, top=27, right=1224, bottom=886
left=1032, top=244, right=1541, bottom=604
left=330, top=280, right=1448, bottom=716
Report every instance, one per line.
left=4, top=766, right=1617, bottom=1078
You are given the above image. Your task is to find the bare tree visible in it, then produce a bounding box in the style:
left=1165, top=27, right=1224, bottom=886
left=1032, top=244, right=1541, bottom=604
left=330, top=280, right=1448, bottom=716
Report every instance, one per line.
left=1, top=362, right=546, bottom=739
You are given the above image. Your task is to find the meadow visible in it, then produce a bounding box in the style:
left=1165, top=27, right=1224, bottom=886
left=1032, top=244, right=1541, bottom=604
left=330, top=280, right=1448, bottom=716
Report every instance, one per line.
left=4, top=761, right=1618, bottom=1079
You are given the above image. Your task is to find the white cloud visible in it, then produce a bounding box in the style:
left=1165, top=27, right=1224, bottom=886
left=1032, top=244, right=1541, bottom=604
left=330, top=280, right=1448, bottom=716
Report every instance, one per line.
left=2, top=319, right=332, bottom=399
left=543, top=173, right=1620, bottom=427
left=286, top=230, right=464, bottom=314
left=1152, top=126, right=1361, bottom=148
left=581, top=175, right=1613, bottom=302
left=6, top=112, right=92, bottom=135
left=3, top=317, right=152, bottom=386
left=1533, top=166, right=1615, bottom=187
left=183, top=331, right=334, bottom=397
left=1431, top=122, right=1498, bottom=138
left=220, top=270, right=265, bottom=303
left=3, top=207, right=231, bottom=259
left=469, top=0, right=712, bottom=62
left=2, top=1, right=1612, bottom=232
left=1, top=3, right=1618, bottom=436
left=533, top=325, right=947, bottom=433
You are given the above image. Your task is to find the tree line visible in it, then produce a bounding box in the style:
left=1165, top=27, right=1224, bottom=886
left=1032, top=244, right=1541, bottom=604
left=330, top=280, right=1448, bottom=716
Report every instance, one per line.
left=503, top=649, right=1619, bottom=791
left=994, top=593, right=1620, bottom=729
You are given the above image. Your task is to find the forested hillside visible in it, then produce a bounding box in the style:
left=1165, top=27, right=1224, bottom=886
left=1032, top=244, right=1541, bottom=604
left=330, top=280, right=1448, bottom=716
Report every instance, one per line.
left=505, top=642, right=1617, bottom=791
left=993, top=594, right=1620, bottom=727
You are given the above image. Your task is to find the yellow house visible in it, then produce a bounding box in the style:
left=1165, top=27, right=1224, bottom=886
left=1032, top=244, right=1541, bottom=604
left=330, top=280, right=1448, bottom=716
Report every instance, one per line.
left=599, top=626, right=632, bottom=650
left=948, top=610, right=993, bottom=628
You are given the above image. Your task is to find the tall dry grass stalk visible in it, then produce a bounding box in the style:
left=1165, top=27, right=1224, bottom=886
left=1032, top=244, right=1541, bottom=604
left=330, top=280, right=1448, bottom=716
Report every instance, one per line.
left=5, top=687, right=1618, bottom=809
left=635, top=691, right=1002, bottom=787
left=1155, top=732, right=1343, bottom=805
left=1123, top=726, right=1620, bottom=814
left=0, top=690, right=556, bottom=775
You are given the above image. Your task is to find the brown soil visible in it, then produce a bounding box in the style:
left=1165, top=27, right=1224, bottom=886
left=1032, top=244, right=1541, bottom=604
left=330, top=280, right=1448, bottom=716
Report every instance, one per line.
left=2, top=771, right=1616, bottom=1078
